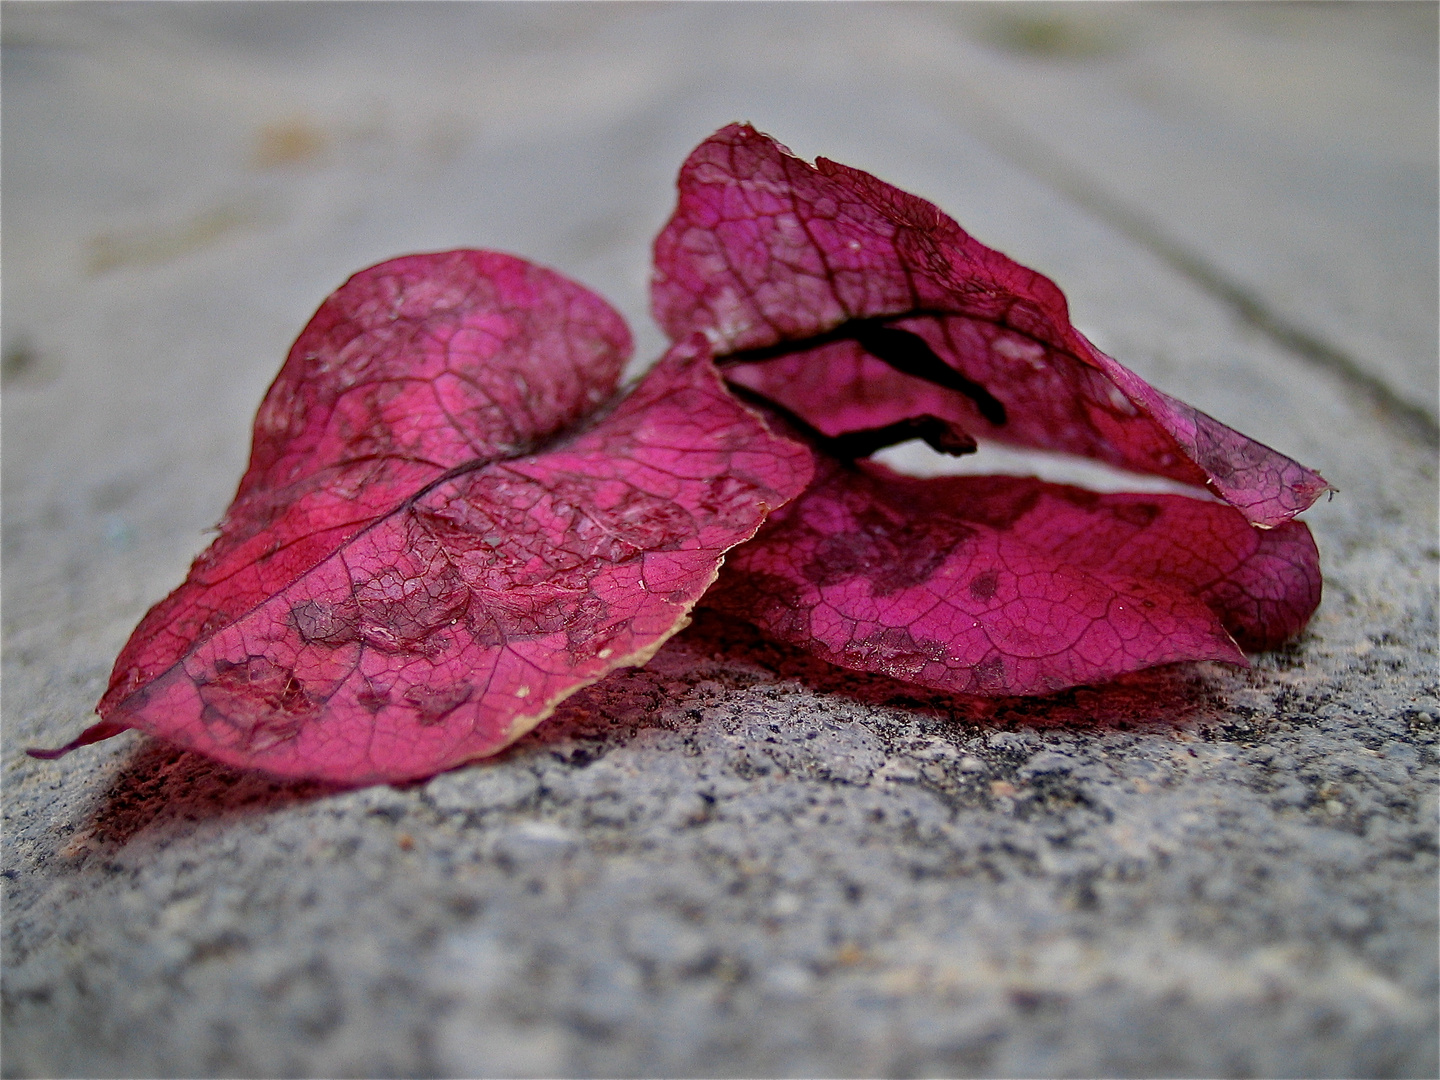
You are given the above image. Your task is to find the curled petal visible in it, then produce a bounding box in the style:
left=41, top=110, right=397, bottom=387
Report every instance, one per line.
left=653, top=124, right=1329, bottom=527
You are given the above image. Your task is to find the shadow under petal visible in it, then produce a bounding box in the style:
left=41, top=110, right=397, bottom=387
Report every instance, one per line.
left=81, top=737, right=353, bottom=849
left=677, top=607, right=1239, bottom=735
left=70, top=608, right=1248, bottom=823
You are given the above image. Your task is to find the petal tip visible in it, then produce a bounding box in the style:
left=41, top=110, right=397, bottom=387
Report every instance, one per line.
left=26, top=718, right=131, bottom=761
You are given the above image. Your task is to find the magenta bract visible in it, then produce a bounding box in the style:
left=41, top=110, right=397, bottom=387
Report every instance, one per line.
left=711, top=460, right=1321, bottom=696
left=46, top=253, right=810, bottom=783
left=653, top=124, right=1325, bottom=692
left=653, top=124, right=1330, bottom=527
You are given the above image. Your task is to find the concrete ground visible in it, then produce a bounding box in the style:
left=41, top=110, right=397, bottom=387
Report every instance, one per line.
left=3, top=3, right=1436, bottom=1076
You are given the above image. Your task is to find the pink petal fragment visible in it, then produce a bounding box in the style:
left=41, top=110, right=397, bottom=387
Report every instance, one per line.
left=50, top=258, right=809, bottom=784
left=710, top=460, right=1321, bottom=697
left=653, top=124, right=1329, bottom=527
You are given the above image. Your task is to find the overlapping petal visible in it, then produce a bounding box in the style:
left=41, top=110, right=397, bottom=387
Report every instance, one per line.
left=41, top=255, right=810, bottom=782
left=657, top=125, right=1324, bottom=692
left=711, top=459, right=1321, bottom=696
left=653, top=124, right=1330, bottom=526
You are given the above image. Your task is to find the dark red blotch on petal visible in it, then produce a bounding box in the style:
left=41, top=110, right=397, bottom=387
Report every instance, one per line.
left=709, top=461, right=1321, bottom=696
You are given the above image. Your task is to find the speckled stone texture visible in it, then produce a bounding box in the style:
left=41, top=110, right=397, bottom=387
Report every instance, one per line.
left=4, top=3, right=1436, bottom=1077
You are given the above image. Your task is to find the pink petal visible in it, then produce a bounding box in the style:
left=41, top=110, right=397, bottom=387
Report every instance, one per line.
left=105, top=250, right=632, bottom=718
left=653, top=124, right=1329, bottom=527
left=48, top=256, right=810, bottom=783
left=710, top=460, right=1321, bottom=697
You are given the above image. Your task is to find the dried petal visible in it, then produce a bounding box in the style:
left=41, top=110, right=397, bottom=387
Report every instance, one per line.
left=45, top=255, right=809, bottom=782
left=710, top=460, right=1321, bottom=696
left=107, top=250, right=632, bottom=717
left=653, top=124, right=1329, bottom=526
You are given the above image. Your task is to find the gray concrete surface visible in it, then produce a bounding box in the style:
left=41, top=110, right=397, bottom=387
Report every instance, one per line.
left=4, top=3, right=1436, bottom=1077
